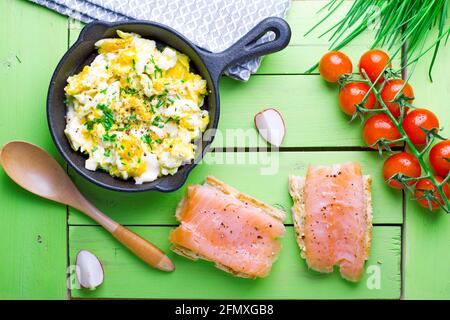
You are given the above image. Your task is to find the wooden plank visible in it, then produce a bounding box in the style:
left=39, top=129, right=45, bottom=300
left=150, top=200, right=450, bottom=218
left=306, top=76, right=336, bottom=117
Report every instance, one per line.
left=68, top=151, right=402, bottom=226
left=68, top=18, right=84, bottom=46
left=404, top=202, right=450, bottom=299
left=215, top=74, right=369, bottom=148
left=67, top=1, right=400, bottom=76
left=0, top=0, right=68, bottom=299
left=69, top=225, right=401, bottom=299
left=403, top=22, right=450, bottom=299
left=256, top=45, right=398, bottom=75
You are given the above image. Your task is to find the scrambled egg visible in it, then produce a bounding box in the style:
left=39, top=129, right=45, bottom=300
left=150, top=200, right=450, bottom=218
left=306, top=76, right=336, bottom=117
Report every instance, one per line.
left=64, top=30, right=209, bottom=184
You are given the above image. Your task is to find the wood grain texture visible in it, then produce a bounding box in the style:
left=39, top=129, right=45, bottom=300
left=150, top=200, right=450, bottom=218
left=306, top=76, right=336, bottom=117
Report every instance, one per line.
left=68, top=151, right=402, bottom=226
left=69, top=225, right=401, bottom=299
left=0, top=0, right=68, bottom=299
left=403, top=20, right=450, bottom=299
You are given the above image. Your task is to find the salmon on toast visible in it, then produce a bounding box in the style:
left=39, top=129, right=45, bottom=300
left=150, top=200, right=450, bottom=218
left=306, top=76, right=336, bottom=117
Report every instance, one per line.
left=288, top=162, right=372, bottom=282
left=169, top=176, right=286, bottom=278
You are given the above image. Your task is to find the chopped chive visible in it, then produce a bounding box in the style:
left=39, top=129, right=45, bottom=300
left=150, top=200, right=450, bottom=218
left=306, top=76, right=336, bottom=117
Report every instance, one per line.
left=121, top=87, right=138, bottom=95
left=155, top=100, right=164, bottom=109
left=84, top=120, right=95, bottom=131
left=141, top=134, right=151, bottom=145
left=103, top=133, right=117, bottom=142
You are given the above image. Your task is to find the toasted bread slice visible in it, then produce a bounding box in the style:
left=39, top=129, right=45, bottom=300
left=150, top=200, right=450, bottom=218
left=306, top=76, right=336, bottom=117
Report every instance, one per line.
left=288, top=163, right=372, bottom=281
left=170, top=176, right=285, bottom=278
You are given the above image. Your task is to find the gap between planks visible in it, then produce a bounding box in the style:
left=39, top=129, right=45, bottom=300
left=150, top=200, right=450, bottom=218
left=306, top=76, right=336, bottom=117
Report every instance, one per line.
left=66, top=17, right=73, bottom=301
left=210, top=146, right=403, bottom=152
left=399, top=40, right=408, bottom=301
left=68, top=223, right=403, bottom=227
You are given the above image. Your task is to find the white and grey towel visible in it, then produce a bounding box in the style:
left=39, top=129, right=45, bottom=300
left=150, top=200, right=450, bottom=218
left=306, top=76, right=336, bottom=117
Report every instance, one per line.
left=29, top=0, right=291, bottom=81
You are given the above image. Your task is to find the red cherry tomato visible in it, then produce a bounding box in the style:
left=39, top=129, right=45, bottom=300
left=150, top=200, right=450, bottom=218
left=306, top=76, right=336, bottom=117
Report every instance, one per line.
left=429, top=140, right=450, bottom=177
left=363, top=113, right=401, bottom=149
left=380, top=79, right=414, bottom=118
left=338, top=82, right=376, bottom=116
left=319, top=51, right=353, bottom=83
left=359, top=49, right=392, bottom=84
left=382, top=152, right=421, bottom=189
left=414, top=175, right=450, bottom=210
left=402, top=108, right=440, bottom=146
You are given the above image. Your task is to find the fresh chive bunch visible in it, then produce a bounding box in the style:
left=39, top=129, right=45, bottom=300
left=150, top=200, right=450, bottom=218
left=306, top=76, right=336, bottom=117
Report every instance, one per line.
left=306, top=0, right=449, bottom=81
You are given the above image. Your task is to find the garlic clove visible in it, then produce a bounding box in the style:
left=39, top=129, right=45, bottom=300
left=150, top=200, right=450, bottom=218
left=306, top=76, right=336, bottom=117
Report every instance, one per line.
left=254, top=108, right=286, bottom=147
left=75, top=250, right=104, bottom=290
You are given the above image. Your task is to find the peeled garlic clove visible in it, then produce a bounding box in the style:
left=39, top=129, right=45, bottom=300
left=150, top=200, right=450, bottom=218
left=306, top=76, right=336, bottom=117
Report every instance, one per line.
left=75, top=250, right=104, bottom=290
left=254, top=108, right=286, bottom=147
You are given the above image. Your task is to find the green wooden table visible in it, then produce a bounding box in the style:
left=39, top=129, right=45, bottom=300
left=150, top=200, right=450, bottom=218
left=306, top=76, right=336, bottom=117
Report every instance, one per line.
left=0, top=0, right=449, bottom=300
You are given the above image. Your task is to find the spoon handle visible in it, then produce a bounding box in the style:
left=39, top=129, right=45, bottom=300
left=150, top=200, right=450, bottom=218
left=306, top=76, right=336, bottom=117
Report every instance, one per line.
left=112, top=225, right=175, bottom=272
left=76, top=198, right=174, bottom=272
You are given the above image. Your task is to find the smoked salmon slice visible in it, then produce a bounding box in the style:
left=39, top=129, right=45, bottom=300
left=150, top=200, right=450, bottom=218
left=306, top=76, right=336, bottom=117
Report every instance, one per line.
left=288, top=162, right=372, bottom=282
left=169, top=176, right=285, bottom=278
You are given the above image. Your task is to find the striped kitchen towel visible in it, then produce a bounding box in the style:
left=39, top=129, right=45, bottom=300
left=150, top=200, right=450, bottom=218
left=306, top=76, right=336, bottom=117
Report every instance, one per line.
left=29, top=0, right=291, bottom=81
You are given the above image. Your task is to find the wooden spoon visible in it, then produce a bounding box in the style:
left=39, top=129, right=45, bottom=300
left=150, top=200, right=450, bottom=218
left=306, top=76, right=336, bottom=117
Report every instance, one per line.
left=0, top=141, right=174, bottom=272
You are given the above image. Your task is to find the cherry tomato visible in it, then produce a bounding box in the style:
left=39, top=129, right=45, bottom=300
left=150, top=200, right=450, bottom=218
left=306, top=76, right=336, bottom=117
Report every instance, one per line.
left=414, top=175, right=450, bottom=210
left=429, top=140, right=450, bottom=177
left=382, top=152, right=421, bottom=189
left=359, top=49, right=392, bottom=84
left=380, top=79, right=414, bottom=118
left=402, top=108, right=440, bottom=146
left=338, top=82, right=376, bottom=116
left=363, top=113, right=401, bottom=149
left=319, top=51, right=353, bottom=83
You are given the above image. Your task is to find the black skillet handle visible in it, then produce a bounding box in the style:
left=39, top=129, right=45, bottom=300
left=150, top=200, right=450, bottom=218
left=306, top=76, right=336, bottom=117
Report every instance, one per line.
left=200, top=17, right=291, bottom=82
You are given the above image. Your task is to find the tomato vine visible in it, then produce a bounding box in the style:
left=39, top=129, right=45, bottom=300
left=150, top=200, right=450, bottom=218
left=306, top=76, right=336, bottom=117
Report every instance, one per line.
left=342, top=65, right=450, bottom=213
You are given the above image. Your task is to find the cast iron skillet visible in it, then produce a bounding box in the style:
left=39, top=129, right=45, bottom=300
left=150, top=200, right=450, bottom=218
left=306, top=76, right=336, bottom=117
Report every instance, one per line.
left=47, top=17, right=291, bottom=192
